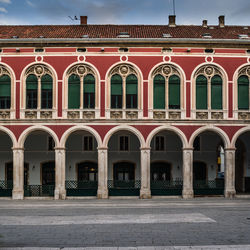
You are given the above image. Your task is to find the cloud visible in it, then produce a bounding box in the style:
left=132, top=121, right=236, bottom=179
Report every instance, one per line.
left=0, top=0, right=11, bottom=3
left=0, top=7, right=7, bottom=13
left=26, top=0, right=35, bottom=7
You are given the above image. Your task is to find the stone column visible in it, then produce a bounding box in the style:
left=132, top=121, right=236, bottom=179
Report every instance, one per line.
left=54, top=147, right=66, bottom=200
left=97, top=147, right=108, bottom=199
left=224, top=148, right=236, bottom=198
left=182, top=148, right=194, bottom=199
left=12, top=147, right=24, bottom=200
left=140, top=147, right=151, bottom=199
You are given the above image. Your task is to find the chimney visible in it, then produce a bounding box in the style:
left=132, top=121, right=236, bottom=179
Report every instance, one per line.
left=80, top=16, right=88, bottom=25
left=219, top=15, right=225, bottom=28
left=202, top=20, right=208, bottom=28
left=169, top=15, right=176, bottom=27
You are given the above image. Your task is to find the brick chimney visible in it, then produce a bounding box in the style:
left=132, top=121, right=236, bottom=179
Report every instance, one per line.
left=219, top=15, right=225, bottom=28
left=169, top=15, right=176, bottom=27
left=202, top=20, right=208, bottom=28
left=80, top=16, right=88, bottom=25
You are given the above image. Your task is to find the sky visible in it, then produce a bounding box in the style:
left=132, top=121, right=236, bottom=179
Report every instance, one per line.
left=0, top=0, right=250, bottom=26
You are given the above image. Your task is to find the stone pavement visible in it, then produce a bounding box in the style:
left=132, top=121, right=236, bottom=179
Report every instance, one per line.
left=0, top=198, right=250, bottom=249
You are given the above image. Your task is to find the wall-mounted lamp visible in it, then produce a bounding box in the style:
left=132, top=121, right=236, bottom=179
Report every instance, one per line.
left=211, top=165, right=214, bottom=169
left=177, top=165, right=180, bottom=170
left=69, top=165, right=71, bottom=170
left=32, top=165, right=35, bottom=170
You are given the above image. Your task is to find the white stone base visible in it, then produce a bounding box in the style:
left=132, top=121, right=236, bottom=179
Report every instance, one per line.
left=225, top=189, right=236, bottom=198
left=12, top=190, right=24, bottom=200
left=182, top=189, right=194, bottom=199
left=97, top=189, right=108, bottom=199
left=140, top=189, right=151, bottom=199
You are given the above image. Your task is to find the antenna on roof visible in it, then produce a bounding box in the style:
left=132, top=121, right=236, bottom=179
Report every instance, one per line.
left=68, top=16, right=79, bottom=21
left=173, top=0, right=176, bottom=16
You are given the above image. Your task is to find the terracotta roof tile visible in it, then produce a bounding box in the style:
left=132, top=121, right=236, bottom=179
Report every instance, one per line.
left=0, top=25, right=249, bottom=39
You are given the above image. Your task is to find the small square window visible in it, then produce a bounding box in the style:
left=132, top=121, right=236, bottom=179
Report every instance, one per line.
left=155, top=136, right=165, bottom=151
left=119, top=136, right=129, bottom=151
left=83, top=136, right=93, bottom=151
left=48, top=136, right=55, bottom=151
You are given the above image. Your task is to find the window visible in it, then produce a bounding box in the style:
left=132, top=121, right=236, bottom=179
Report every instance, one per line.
left=0, top=75, right=11, bottom=109
left=238, top=75, right=249, bottom=110
left=26, top=74, right=38, bottom=109
left=68, top=74, right=80, bottom=109
left=155, top=136, right=165, bottom=151
left=84, top=74, right=95, bottom=109
left=111, top=74, right=122, bottom=109
left=83, top=136, right=93, bottom=151
left=193, top=136, right=201, bottom=151
left=47, top=136, right=55, bottom=151
left=119, top=136, right=129, bottom=151
left=196, top=75, right=207, bottom=109
left=211, top=75, right=222, bottom=109
left=41, top=74, right=53, bottom=109
left=153, top=74, right=165, bottom=109
left=126, top=74, right=138, bottom=109
left=169, top=75, right=180, bottom=109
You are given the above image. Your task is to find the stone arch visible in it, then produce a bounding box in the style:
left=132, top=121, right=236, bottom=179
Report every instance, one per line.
left=20, top=62, right=58, bottom=110
left=0, top=63, right=16, bottom=112
left=146, top=125, right=188, bottom=148
left=189, top=126, right=230, bottom=149
left=60, top=125, right=102, bottom=148
left=18, top=125, right=59, bottom=148
left=103, top=125, right=145, bottom=148
left=63, top=61, right=101, bottom=111
left=191, top=62, right=228, bottom=111
left=0, top=126, right=17, bottom=147
left=232, top=63, right=250, bottom=112
left=105, top=61, right=143, bottom=110
left=148, top=62, right=186, bottom=111
left=231, top=126, right=250, bottom=148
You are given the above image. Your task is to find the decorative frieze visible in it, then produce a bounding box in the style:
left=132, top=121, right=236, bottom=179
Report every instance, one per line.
left=110, top=111, right=122, bottom=119
left=238, top=112, right=250, bottom=120
left=169, top=111, right=181, bottom=119
left=83, top=111, right=95, bottom=119
left=40, top=111, right=52, bottom=119
left=0, top=111, right=10, bottom=119
left=67, top=111, right=80, bottom=119
left=25, top=111, right=37, bottom=119
left=126, top=111, right=138, bottom=119
left=153, top=111, right=165, bottom=119
left=196, top=112, right=208, bottom=120
left=211, top=112, right=223, bottom=120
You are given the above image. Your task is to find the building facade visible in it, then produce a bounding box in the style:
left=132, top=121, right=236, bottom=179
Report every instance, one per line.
left=0, top=15, right=250, bottom=199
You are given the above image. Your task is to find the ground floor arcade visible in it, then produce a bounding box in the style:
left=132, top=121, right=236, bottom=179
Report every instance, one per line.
left=0, top=125, right=249, bottom=199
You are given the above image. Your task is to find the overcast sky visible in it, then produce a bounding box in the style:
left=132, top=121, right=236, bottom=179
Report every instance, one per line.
left=0, top=0, right=250, bottom=26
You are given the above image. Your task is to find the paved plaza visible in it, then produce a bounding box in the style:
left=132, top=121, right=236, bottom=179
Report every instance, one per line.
left=0, top=198, right=250, bottom=249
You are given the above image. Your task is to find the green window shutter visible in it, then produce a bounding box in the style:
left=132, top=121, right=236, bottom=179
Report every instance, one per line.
left=211, top=75, right=222, bottom=110
left=111, top=74, right=122, bottom=95
left=126, top=74, right=138, bottom=94
left=41, top=74, right=53, bottom=90
left=26, top=74, right=38, bottom=90
left=0, top=75, right=11, bottom=97
left=196, top=75, right=207, bottom=109
left=238, top=75, right=249, bottom=110
left=153, top=74, right=165, bottom=109
left=169, top=75, right=180, bottom=109
left=84, top=74, right=95, bottom=93
left=68, top=74, right=80, bottom=109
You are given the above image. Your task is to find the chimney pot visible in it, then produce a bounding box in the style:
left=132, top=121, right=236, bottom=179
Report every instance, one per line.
left=202, top=20, right=208, bottom=28
left=80, top=16, right=88, bottom=25
left=169, top=15, right=176, bottom=27
left=219, top=15, right=225, bottom=28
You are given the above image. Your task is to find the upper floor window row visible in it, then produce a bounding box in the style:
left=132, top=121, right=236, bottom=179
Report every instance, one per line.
left=237, top=66, right=250, bottom=110
left=0, top=66, right=11, bottom=109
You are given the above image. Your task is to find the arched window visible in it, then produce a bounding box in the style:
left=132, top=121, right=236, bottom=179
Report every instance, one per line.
left=26, top=74, right=38, bottom=109
left=0, top=75, right=11, bottom=109
left=41, top=74, right=53, bottom=109
left=126, top=74, right=138, bottom=109
left=153, top=74, right=165, bottom=109
left=68, top=74, right=80, bottom=109
left=238, top=75, right=249, bottom=110
left=111, top=74, right=122, bottom=109
left=211, top=75, right=222, bottom=110
left=84, top=74, right=95, bottom=109
left=169, top=75, right=180, bottom=109
left=67, top=64, right=96, bottom=110
left=25, top=65, right=54, bottom=110
left=196, top=75, right=207, bottom=110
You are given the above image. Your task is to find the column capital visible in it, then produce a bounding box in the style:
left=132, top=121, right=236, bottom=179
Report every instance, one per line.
left=140, top=147, right=151, bottom=151
left=97, top=147, right=108, bottom=151
left=224, top=147, right=236, bottom=151
left=54, top=147, right=66, bottom=151
left=12, top=147, right=24, bottom=151
left=182, top=147, right=194, bottom=151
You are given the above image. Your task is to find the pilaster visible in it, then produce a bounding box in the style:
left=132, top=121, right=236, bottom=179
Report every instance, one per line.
left=140, top=147, right=151, bottom=199
left=97, top=147, right=108, bottom=199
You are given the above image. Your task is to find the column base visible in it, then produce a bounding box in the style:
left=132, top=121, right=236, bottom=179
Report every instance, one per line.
left=97, top=188, right=108, bottom=199
left=12, top=189, right=24, bottom=200
left=54, top=188, right=66, bottom=200
left=140, top=189, right=151, bottom=199
left=225, top=189, right=236, bottom=198
left=182, top=189, right=194, bottom=199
